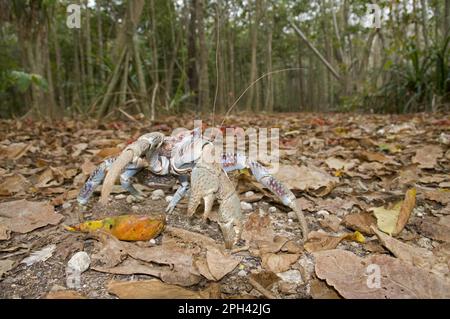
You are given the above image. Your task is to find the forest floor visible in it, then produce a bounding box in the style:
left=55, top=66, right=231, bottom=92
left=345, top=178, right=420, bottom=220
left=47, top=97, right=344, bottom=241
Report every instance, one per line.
left=0, top=112, right=449, bottom=299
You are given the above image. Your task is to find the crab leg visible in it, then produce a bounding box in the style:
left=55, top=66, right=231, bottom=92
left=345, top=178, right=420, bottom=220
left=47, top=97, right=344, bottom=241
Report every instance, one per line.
left=100, top=132, right=165, bottom=204
left=219, top=153, right=309, bottom=239
left=77, top=158, right=147, bottom=205
left=166, top=175, right=190, bottom=213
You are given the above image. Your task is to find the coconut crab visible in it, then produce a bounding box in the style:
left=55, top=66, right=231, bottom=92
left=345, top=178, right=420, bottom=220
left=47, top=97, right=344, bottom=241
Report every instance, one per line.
left=77, top=127, right=308, bottom=248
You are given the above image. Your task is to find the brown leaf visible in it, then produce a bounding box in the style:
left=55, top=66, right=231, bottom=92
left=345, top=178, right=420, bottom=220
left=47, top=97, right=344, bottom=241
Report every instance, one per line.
left=342, top=212, right=376, bottom=235
left=91, top=233, right=128, bottom=268
left=0, top=260, right=15, bottom=277
left=107, top=279, right=211, bottom=299
left=164, top=226, right=221, bottom=250
left=319, top=215, right=342, bottom=232
left=249, top=271, right=280, bottom=289
left=261, top=253, right=299, bottom=273
left=314, top=249, right=450, bottom=298
left=0, top=200, right=63, bottom=235
left=371, top=226, right=446, bottom=275
left=310, top=279, right=341, bottom=299
left=0, top=174, right=30, bottom=195
left=325, top=157, right=357, bottom=171
left=274, top=165, right=339, bottom=196
left=412, top=145, right=443, bottom=169
left=92, top=234, right=201, bottom=286
left=241, top=211, right=275, bottom=244
left=206, top=248, right=242, bottom=280
left=304, top=231, right=346, bottom=253
left=394, top=188, right=416, bottom=235
left=416, top=217, right=450, bottom=243
left=423, top=189, right=450, bottom=205
left=0, top=224, right=10, bottom=240
left=359, top=151, right=392, bottom=163
left=45, top=290, right=86, bottom=299
left=0, top=143, right=31, bottom=160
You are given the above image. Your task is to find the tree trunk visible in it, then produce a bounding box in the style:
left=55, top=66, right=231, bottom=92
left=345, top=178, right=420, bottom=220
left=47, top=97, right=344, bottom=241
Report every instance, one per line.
left=246, top=0, right=261, bottom=112
left=196, top=0, right=210, bottom=113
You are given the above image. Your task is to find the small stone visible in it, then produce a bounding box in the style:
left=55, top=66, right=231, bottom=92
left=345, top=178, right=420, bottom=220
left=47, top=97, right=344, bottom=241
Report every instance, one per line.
left=268, top=206, right=277, bottom=213
left=115, top=194, right=126, bottom=200
left=62, top=202, right=71, bottom=209
left=67, top=252, right=90, bottom=273
left=165, top=195, right=173, bottom=203
left=316, top=210, right=330, bottom=217
left=126, top=195, right=135, bottom=203
left=149, top=239, right=156, bottom=245
left=288, top=218, right=293, bottom=223
left=278, top=281, right=297, bottom=294
left=151, top=189, right=165, bottom=201
left=287, top=211, right=297, bottom=220
left=131, top=205, right=139, bottom=211
left=277, top=270, right=303, bottom=284
left=240, top=201, right=253, bottom=211
left=416, top=212, right=424, bottom=217
left=245, top=191, right=255, bottom=198
left=237, top=270, right=247, bottom=277
left=417, top=237, right=433, bottom=250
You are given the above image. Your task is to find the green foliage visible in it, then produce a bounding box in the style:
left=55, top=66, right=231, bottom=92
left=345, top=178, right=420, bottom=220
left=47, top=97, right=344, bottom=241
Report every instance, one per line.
left=8, top=71, right=49, bottom=93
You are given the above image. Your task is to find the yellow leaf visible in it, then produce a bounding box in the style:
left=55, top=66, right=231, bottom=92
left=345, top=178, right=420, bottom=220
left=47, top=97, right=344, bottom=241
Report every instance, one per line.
left=370, top=188, right=416, bottom=236
left=65, top=215, right=165, bottom=241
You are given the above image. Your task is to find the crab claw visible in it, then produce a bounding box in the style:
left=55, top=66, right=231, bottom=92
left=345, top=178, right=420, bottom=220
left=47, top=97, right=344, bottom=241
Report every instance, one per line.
left=100, top=132, right=165, bottom=205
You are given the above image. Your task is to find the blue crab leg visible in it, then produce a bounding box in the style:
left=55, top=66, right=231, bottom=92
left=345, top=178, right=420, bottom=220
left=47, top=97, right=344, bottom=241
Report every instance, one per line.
left=77, top=157, right=147, bottom=205
left=219, top=153, right=309, bottom=238
left=165, top=175, right=190, bottom=213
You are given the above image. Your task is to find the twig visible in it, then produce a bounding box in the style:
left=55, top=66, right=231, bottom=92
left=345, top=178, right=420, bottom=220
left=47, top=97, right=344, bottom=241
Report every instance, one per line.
left=118, top=107, right=139, bottom=123
left=231, top=246, right=249, bottom=254
left=248, top=277, right=277, bottom=299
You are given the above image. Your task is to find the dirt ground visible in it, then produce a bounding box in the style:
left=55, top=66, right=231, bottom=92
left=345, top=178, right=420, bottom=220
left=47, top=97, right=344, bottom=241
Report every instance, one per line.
left=0, top=113, right=449, bottom=299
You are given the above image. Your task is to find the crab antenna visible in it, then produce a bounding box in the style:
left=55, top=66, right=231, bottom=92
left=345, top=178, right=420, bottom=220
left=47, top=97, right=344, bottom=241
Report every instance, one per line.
left=220, top=67, right=306, bottom=127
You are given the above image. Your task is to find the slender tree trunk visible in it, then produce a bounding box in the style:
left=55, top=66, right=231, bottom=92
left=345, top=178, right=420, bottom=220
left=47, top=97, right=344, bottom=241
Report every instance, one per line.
left=197, top=0, right=210, bottom=113
left=96, top=0, right=105, bottom=83
left=246, top=0, right=261, bottom=112
left=52, top=21, right=65, bottom=112
left=187, top=0, right=198, bottom=110
left=85, top=1, right=94, bottom=90
left=266, top=17, right=274, bottom=112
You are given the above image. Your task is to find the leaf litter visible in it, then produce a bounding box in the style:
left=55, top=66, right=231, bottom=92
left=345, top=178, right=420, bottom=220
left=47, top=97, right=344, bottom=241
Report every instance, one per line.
left=0, top=113, right=449, bottom=298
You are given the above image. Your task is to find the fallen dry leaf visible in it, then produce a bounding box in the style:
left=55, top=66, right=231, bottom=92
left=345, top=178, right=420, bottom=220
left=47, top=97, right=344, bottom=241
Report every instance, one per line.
left=107, top=279, right=211, bottom=299
left=310, top=278, right=341, bottom=299
left=0, top=200, right=63, bottom=235
left=415, top=217, right=450, bottom=243
left=45, top=290, right=86, bottom=299
left=370, top=188, right=416, bottom=236
left=66, top=214, right=165, bottom=241
left=342, top=212, right=377, bottom=235
left=21, top=244, right=56, bottom=266
left=261, top=253, right=300, bottom=273
left=0, top=224, right=11, bottom=240
left=314, top=249, right=450, bottom=298
left=0, top=142, right=31, bottom=160
left=0, top=260, right=15, bottom=277
left=325, top=157, right=357, bottom=171
left=0, top=174, right=30, bottom=195
left=319, top=215, right=342, bottom=232
left=249, top=271, right=280, bottom=289
left=274, top=165, right=339, bottom=196
left=241, top=211, right=275, bottom=244
left=422, top=189, right=450, bottom=205
left=371, top=226, right=446, bottom=275
left=304, top=231, right=364, bottom=253
left=412, top=145, right=443, bottom=169
left=206, top=248, right=242, bottom=280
